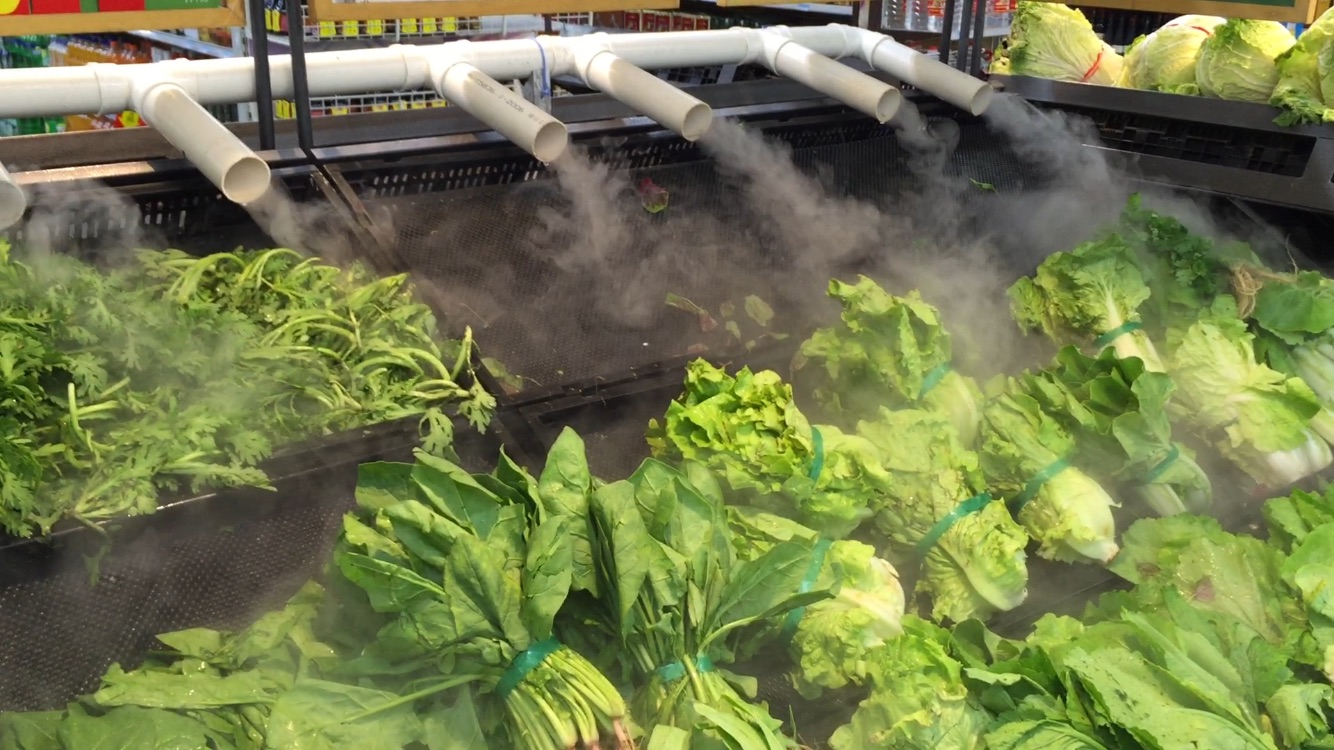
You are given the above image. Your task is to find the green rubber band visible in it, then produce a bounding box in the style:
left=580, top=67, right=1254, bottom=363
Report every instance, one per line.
left=780, top=538, right=833, bottom=639
left=1141, top=444, right=1180, bottom=484
left=1009, top=459, right=1071, bottom=514
left=808, top=427, right=825, bottom=481
left=655, top=654, right=715, bottom=683
left=1092, top=321, right=1144, bottom=349
left=916, top=492, right=993, bottom=559
left=918, top=363, right=952, bottom=399
left=497, top=638, right=561, bottom=698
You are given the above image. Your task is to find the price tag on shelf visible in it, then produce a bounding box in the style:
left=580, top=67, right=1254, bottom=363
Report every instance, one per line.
left=366, top=18, right=384, bottom=34
left=318, top=20, right=337, bottom=36
left=401, top=17, right=418, bottom=32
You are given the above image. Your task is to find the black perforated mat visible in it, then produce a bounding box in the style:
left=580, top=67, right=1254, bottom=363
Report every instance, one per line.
left=0, top=419, right=505, bottom=712
left=356, top=115, right=1048, bottom=394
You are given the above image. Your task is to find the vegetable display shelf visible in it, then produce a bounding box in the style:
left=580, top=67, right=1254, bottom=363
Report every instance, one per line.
left=335, top=93, right=1047, bottom=409
left=995, top=73, right=1334, bottom=216
left=0, top=413, right=524, bottom=713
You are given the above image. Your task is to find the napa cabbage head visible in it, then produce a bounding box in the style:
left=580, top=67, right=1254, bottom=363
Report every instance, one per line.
left=1197, top=19, right=1295, bottom=102
left=1122, top=15, right=1225, bottom=93
left=1002, top=1, right=1124, bottom=85
left=1272, top=7, right=1334, bottom=125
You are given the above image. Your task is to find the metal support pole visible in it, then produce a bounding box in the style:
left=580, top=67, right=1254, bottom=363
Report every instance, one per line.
left=938, top=0, right=957, bottom=67
left=246, top=0, right=276, bottom=149
left=955, top=0, right=974, bottom=71
left=286, top=0, right=317, bottom=153
left=968, top=0, right=987, bottom=76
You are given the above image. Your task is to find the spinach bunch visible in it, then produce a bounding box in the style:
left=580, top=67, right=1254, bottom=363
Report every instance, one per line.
left=332, top=445, right=631, bottom=750
left=553, top=427, right=832, bottom=749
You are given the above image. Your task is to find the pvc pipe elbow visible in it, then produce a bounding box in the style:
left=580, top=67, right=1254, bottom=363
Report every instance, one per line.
left=134, top=81, right=271, bottom=206
left=755, top=29, right=900, bottom=123
left=574, top=41, right=713, bottom=141
left=430, top=58, right=568, bottom=163
left=849, top=27, right=994, bottom=116
left=0, top=163, right=26, bottom=231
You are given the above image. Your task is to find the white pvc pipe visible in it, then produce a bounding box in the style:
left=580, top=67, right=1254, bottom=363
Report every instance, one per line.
left=135, top=82, right=271, bottom=205
left=848, top=29, right=993, bottom=115
left=762, top=32, right=900, bottom=122
left=432, top=61, right=568, bottom=163
left=0, top=26, right=977, bottom=120
left=0, top=163, right=25, bottom=231
left=576, top=48, right=713, bottom=141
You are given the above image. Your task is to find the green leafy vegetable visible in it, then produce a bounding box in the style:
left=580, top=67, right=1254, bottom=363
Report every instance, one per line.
left=980, top=387, right=1120, bottom=564
left=1272, top=7, right=1334, bottom=125
left=0, top=241, right=493, bottom=538
left=647, top=359, right=892, bottom=537
left=1119, top=15, right=1225, bottom=94
left=858, top=408, right=1031, bottom=622
left=795, top=276, right=984, bottom=445
left=728, top=507, right=906, bottom=693
left=1196, top=19, right=1295, bottom=103
left=1017, top=345, right=1212, bottom=516
left=996, top=2, right=1125, bottom=85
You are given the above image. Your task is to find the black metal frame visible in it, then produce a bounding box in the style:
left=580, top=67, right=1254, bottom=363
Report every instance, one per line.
left=998, top=75, right=1334, bottom=214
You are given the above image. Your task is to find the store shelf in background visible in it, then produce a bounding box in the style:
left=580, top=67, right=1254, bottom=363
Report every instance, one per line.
left=884, top=0, right=1012, bottom=36
left=1049, top=0, right=1331, bottom=23
left=126, top=28, right=239, bottom=56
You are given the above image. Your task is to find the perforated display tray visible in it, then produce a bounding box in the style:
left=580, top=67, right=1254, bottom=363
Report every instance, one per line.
left=338, top=110, right=1047, bottom=401
left=0, top=417, right=513, bottom=712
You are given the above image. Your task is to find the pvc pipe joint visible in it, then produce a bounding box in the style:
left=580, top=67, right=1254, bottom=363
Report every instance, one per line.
left=837, top=25, right=994, bottom=116
left=753, top=27, right=900, bottom=123
left=0, top=163, right=26, bottom=231
left=573, top=36, right=713, bottom=141
left=132, top=80, right=271, bottom=205
left=430, top=58, right=568, bottom=163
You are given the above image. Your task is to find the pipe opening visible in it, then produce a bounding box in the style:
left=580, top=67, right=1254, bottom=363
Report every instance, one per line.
left=966, top=85, right=995, bottom=116
left=221, top=156, right=273, bottom=205
left=531, top=121, right=570, bottom=164
left=874, top=88, right=903, bottom=123
left=0, top=171, right=24, bottom=230
left=679, top=103, right=714, bottom=142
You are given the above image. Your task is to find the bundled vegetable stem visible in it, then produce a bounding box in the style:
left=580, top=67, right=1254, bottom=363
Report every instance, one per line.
left=857, top=408, right=1032, bottom=622
left=980, top=386, right=1121, bottom=563
left=335, top=447, right=630, bottom=749
left=1017, top=345, right=1212, bottom=516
